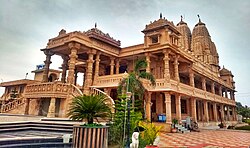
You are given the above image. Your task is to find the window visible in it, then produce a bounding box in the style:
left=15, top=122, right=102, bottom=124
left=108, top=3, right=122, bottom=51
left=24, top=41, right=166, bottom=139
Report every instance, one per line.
left=151, top=35, right=158, bottom=44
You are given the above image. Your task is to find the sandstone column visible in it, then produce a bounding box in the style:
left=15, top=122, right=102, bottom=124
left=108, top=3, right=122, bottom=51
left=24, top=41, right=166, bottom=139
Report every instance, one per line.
left=83, top=50, right=95, bottom=95
left=190, top=97, right=197, bottom=122
left=164, top=92, right=172, bottom=123
left=115, top=59, right=120, bottom=74
left=42, top=50, right=54, bottom=82
left=227, top=106, right=230, bottom=121
left=219, top=85, right=222, bottom=96
left=163, top=49, right=170, bottom=82
left=94, top=52, right=100, bottom=83
left=220, top=104, right=225, bottom=121
left=61, top=55, right=69, bottom=83
left=174, top=55, right=180, bottom=81
left=225, top=89, right=228, bottom=98
left=211, top=82, right=215, bottom=94
left=213, top=103, right=218, bottom=122
left=202, top=77, right=206, bottom=91
left=175, top=94, right=181, bottom=121
left=204, top=100, right=209, bottom=122
left=110, top=57, right=115, bottom=75
left=47, top=98, right=56, bottom=118
left=24, top=98, right=30, bottom=115
left=145, top=52, right=151, bottom=73
left=189, top=69, right=195, bottom=87
left=67, top=43, right=80, bottom=84
left=146, top=92, right=152, bottom=121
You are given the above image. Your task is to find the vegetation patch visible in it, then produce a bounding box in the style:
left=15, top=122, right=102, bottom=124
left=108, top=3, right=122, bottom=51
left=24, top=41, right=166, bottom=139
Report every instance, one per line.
left=235, top=125, right=250, bottom=131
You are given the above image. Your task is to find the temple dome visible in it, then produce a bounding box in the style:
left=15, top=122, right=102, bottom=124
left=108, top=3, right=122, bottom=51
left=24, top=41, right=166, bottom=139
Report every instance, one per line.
left=177, top=16, right=191, bottom=51
left=192, top=18, right=210, bottom=37
left=220, top=66, right=233, bottom=76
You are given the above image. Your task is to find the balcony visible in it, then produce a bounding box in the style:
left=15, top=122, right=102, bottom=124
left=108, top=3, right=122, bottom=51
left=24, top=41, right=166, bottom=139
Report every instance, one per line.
left=93, top=75, right=235, bottom=106
left=24, top=82, right=81, bottom=98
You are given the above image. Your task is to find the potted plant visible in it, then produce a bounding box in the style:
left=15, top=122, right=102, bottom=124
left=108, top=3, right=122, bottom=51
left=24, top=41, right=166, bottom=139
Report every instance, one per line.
left=67, top=94, right=112, bottom=148
left=171, top=118, right=178, bottom=133
left=138, top=121, right=162, bottom=148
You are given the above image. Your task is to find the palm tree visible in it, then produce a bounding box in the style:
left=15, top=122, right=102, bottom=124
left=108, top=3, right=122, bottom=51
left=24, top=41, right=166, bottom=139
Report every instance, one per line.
left=67, top=94, right=112, bottom=124
left=117, top=59, right=156, bottom=107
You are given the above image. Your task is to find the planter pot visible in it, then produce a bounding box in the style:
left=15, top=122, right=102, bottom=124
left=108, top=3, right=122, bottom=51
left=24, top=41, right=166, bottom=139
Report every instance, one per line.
left=146, top=145, right=159, bottom=148
left=73, top=125, right=109, bottom=148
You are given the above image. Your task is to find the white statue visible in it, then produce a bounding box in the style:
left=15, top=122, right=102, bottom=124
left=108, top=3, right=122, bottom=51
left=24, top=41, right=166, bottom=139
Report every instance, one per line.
left=130, top=132, right=139, bottom=148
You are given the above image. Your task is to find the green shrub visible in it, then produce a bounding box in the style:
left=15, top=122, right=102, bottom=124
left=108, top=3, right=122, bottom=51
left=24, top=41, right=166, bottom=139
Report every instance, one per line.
left=235, top=125, right=250, bottom=130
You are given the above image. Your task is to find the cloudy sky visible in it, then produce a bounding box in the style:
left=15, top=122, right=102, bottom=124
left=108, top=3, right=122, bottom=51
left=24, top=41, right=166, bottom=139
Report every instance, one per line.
left=0, top=0, right=249, bottom=106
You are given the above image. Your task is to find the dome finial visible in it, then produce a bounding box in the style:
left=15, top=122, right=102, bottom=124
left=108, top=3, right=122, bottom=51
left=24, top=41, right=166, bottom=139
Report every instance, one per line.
left=160, top=13, right=162, bottom=19
left=197, top=14, right=201, bottom=22
left=95, top=22, right=97, bottom=28
left=181, top=15, right=183, bottom=21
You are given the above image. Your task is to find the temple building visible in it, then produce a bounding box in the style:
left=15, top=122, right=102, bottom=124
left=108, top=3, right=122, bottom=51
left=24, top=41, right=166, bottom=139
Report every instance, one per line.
left=0, top=14, right=237, bottom=129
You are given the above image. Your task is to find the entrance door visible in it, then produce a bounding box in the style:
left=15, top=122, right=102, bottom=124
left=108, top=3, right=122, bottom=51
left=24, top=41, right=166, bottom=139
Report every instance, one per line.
left=39, top=98, right=50, bottom=116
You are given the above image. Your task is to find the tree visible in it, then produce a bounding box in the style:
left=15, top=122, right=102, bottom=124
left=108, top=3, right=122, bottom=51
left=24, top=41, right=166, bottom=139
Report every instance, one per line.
left=236, top=101, right=250, bottom=118
left=67, top=94, right=112, bottom=124
left=117, top=59, right=156, bottom=107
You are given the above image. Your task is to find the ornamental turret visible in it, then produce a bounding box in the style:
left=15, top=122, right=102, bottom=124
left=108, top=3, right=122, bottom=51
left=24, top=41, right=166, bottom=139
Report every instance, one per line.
left=176, top=16, right=191, bottom=51
left=191, top=15, right=219, bottom=73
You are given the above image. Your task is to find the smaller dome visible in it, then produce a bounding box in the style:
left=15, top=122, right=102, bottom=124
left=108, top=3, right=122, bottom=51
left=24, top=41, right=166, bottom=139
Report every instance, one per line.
left=192, top=16, right=210, bottom=37
left=177, top=16, right=187, bottom=26
left=220, top=66, right=232, bottom=76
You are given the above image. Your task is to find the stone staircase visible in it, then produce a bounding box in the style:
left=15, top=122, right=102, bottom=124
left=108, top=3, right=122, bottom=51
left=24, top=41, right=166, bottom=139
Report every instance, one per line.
left=0, top=121, right=74, bottom=148
left=0, top=97, right=25, bottom=113
left=90, top=87, right=115, bottom=113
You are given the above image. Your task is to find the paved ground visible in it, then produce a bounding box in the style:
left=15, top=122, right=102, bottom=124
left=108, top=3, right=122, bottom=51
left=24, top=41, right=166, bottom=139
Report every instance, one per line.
left=158, top=130, right=250, bottom=148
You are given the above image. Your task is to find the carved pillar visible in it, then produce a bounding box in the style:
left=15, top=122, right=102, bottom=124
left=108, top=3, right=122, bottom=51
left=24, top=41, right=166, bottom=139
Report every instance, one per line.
left=232, top=106, right=236, bottom=121
left=190, top=97, right=197, bottom=122
left=189, top=69, right=195, bottom=87
left=94, top=52, right=100, bottom=83
left=116, top=59, right=120, bottom=74
left=145, top=52, right=151, bottom=73
left=204, top=100, right=209, bottom=122
left=173, top=55, right=180, bottom=81
left=202, top=77, right=206, bottom=91
left=211, top=82, right=215, bottom=94
left=220, top=104, right=225, bottom=121
left=67, top=43, right=80, bottom=84
left=83, top=50, right=95, bottom=95
left=163, top=49, right=170, bottom=82
left=61, top=55, right=69, bottom=83
left=225, top=89, right=228, bottom=98
left=74, top=70, right=78, bottom=85
left=227, top=106, right=230, bottom=121
left=175, top=94, right=181, bottom=121
left=213, top=103, right=218, bottom=122
left=110, top=57, right=115, bottom=75
left=219, top=85, right=222, bottom=96
left=42, top=50, right=53, bottom=82
left=164, top=92, right=172, bottom=123
left=47, top=98, right=56, bottom=118
left=146, top=92, right=152, bottom=121
left=24, top=98, right=30, bottom=115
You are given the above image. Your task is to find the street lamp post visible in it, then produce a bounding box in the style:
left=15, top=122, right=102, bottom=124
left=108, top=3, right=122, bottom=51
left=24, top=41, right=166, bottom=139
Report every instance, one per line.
left=126, top=92, right=132, bottom=148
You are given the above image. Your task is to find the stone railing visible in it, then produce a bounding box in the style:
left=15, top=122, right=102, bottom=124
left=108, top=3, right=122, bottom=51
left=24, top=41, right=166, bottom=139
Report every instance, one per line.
left=90, top=87, right=115, bottom=113
left=0, top=97, right=25, bottom=113
left=93, top=74, right=125, bottom=87
left=25, top=82, right=82, bottom=98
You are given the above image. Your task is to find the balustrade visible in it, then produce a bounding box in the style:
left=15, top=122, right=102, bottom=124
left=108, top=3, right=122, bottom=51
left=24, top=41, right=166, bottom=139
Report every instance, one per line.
left=0, top=97, right=25, bottom=113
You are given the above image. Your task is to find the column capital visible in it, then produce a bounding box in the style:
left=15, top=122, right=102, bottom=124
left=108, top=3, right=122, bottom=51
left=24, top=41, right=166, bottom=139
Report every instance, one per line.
left=68, top=42, right=81, bottom=49
left=43, top=49, right=54, bottom=56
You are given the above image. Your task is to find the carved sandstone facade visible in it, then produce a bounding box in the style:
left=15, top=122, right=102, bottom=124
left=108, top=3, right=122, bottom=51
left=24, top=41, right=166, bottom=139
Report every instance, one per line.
left=0, top=15, right=236, bottom=128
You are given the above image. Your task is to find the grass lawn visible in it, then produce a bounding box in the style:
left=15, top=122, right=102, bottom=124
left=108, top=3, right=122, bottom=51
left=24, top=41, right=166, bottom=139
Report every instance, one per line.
left=235, top=125, right=250, bottom=130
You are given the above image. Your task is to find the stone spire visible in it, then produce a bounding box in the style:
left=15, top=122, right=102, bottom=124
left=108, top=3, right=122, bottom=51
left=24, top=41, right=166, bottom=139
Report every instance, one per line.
left=177, top=15, right=191, bottom=51
left=191, top=15, right=219, bottom=73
